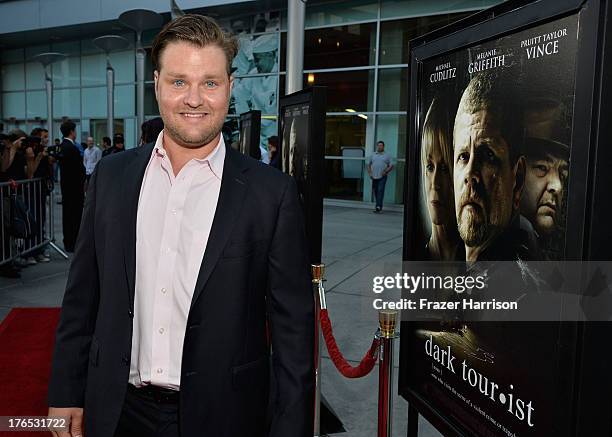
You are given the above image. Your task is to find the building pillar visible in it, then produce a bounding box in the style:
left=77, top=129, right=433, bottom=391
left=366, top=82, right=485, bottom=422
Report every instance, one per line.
left=286, top=0, right=306, bottom=95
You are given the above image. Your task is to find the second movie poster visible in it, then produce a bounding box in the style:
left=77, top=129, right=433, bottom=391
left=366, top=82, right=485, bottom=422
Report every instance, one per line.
left=403, top=12, right=579, bottom=437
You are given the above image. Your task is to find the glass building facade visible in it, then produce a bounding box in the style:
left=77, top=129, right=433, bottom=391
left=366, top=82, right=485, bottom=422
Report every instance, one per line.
left=0, top=0, right=502, bottom=205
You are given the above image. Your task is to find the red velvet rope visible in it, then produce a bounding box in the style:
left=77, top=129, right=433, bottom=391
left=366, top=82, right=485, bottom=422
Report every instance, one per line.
left=320, top=308, right=380, bottom=378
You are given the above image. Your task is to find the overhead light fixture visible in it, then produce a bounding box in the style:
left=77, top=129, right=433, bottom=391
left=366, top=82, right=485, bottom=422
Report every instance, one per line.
left=358, top=114, right=368, bottom=120
left=318, top=38, right=322, bottom=44
left=336, top=41, right=340, bottom=47
left=345, top=108, right=356, bottom=113
left=307, top=73, right=315, bottom=84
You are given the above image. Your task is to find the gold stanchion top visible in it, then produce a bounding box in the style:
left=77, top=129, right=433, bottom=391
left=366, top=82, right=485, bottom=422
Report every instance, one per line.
left=378, top=310, right=398, bottom=339
left=311, top=264, right=325, bottom=282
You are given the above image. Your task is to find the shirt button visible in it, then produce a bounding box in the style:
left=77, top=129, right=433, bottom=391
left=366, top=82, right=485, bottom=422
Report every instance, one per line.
left=159, top=327, right=165, bottom=334
left=157, top=368, right=163, bottom=374
left=171, top=209, right=177, bottom=215
left=161, top=288, right=167, bottom=294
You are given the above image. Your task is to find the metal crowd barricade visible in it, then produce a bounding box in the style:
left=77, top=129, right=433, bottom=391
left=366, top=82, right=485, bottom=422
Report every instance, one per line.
left=0, top=177, right=67, bottom=266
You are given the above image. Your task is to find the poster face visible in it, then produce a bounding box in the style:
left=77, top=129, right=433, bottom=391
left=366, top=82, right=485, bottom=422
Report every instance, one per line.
left=281, top=103, right=310, bottom=207
left=403, top=13, right=580, bottom=437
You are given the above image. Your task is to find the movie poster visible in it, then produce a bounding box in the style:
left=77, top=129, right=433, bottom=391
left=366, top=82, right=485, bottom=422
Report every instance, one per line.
left=403, top=13, right=579, bottom=437
left=280, top=103, right=310, bottom=207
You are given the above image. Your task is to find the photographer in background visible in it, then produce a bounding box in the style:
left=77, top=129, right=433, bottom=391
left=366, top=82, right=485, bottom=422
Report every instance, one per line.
left=24, top=128, right=53, bottom=263
left=0, top=130, right=29, bottom=273
left=1, top=129, right=27, bottom=182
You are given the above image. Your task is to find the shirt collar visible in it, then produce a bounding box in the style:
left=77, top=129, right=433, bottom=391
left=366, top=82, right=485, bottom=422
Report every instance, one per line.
left=64, top=137, right=74, bottom=144
left=153, top=130, right=226, bottom=180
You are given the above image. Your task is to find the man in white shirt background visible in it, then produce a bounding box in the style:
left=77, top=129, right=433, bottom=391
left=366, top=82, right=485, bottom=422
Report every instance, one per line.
left=83, top=136, right=102, bottom=190
left=367, top=140, right=394, bottom=213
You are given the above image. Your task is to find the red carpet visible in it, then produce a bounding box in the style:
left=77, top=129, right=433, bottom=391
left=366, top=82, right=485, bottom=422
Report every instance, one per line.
left=0, top=308, right=60, bottom=436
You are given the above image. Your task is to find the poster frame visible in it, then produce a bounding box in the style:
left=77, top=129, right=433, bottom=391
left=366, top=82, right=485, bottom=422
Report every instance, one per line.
left=399, top=0, right=612, bottom=435
left=278, top=86, right=327, bottom=264
left=239, top=109, right=262, bottom=159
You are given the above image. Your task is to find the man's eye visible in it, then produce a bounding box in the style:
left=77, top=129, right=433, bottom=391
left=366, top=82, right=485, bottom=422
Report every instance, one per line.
left=426, top=163, right=434, bottom=172
left=205, top=80, right=217, bottom=88
left=458, top=152, right=469, bottom=163
left=173, top=80, right=185, bottom=87
left=534, top=164, right=549, bottom=174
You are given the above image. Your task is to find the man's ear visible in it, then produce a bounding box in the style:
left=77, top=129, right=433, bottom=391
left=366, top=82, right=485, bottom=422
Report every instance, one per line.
left=513, top=155, right=526, bottom=210
left=229, top=75, right=234, bottom=96
left=154, top=70, right=160, bottom=100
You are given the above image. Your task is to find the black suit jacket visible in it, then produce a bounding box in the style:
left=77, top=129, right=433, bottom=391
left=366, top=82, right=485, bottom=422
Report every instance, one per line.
left=48, top=142, right=315, bottom=437
left=57, top=139, right=85, bottom=195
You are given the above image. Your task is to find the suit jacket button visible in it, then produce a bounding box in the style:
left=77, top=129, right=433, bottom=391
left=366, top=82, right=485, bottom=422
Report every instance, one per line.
left=128, top=310, right=133, bottom=318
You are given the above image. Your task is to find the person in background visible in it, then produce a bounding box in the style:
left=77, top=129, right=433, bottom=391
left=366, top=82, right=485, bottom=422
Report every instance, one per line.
left=0, top=130, right=28, bottom=273
left=101, top=136, right=112, bottom=155
left=83, top=136, right=102, bottom=190
left=1, top=129, right=27, bottom=181
left=75, top=137, right=84, bottom=157
left=0, top=134, right=21, bottom=278
left=268, top=135, right=280, bottom=169
left=367, top=140, right=394, bottom=213
left=57, top=120, right=85, bottom=252
left=25, top=127, right=53, bottom=264
left=140, top=117, right=164, bottom=145
left=103, top=133, right=126, bottom=156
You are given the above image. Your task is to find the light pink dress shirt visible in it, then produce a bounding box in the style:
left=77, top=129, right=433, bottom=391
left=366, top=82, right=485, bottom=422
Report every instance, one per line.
left=129, top=131, right=225, bottom=390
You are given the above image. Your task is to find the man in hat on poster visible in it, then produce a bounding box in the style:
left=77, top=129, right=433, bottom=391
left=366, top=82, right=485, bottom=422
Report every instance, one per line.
left=520, top=99, right=570, bottom=258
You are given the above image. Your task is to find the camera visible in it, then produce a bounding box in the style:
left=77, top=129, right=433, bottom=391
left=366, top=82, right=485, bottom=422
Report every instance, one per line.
left=46, top=145, right=59, bottom=158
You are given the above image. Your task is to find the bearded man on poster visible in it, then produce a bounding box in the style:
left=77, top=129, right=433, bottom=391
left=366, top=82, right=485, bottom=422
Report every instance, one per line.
left=453, top=71, right=539, bottom=262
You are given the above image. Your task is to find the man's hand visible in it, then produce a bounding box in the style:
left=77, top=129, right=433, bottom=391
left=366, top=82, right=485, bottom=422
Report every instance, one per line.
left=11, top=137, right=25, bottom=150
left=48, top=407, right=83, bottom=437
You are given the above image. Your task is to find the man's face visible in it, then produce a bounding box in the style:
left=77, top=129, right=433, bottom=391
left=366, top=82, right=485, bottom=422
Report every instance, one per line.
left=86, top=137, right=94, bottom=148
left=376, top=142, right=384, bottom=153
left=116, top=141, right=124, bottom=149
left=154, top=41, right=233, bottom=149
left=40, top=131, right=49, bottom=147
left=521, top=153, right=568, bottom=235
left=253, top=50, right=276, bottom=74
left=453, top=107, right=524, bottom=247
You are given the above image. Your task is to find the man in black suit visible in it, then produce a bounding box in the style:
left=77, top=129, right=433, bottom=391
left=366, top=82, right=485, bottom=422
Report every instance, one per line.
left=57, top=120, right=85, bottom=252
left=47, top=14, right=314, bottom=437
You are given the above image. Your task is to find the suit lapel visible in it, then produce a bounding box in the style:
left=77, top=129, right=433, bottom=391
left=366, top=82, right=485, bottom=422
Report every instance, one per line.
left=122, top=143, right=154, bottom=311
left=189, top=147, right=248, bottom=311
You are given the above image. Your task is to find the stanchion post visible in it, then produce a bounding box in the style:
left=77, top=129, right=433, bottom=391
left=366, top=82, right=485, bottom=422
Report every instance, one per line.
left=377, top=310, right=399, bottom=437
left=311, top=263, right=326, bottom=437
